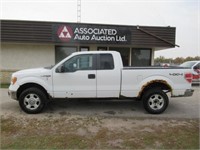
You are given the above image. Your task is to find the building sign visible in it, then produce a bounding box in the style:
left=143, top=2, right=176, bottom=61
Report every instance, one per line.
left=57, top=25, right=73, bottom=42
left=53, top=24, right=131, bottom=44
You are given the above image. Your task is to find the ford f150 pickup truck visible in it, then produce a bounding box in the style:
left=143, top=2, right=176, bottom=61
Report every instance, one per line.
left=8, top=51, right=194, bottom=114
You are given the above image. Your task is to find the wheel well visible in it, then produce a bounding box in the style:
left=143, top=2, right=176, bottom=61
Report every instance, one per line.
left=17, top=83, right=49, bottom=100
left=138, top=80, right=172, bottom=99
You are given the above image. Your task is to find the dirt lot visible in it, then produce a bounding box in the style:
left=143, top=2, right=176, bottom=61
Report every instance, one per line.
left=1, top=86, right=199, bottom=149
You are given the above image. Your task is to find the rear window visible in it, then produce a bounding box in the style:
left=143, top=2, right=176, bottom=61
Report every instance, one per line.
left=99, top=54, right=114, bottom=70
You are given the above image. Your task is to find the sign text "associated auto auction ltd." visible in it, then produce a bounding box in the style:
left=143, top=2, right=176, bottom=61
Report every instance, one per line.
left=53, top=24, right=131, bottom=44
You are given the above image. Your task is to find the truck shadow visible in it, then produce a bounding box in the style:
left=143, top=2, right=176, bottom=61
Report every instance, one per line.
left=45, top=99, right=145, bottom=116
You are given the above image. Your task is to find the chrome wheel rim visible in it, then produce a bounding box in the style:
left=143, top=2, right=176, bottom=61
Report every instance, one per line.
left=148, top=94, right=164, bottom=110
left=24, top=93, right=41, bottom=110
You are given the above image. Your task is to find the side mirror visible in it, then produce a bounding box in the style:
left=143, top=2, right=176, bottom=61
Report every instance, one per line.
left=56, top=65, right=65, bottom=73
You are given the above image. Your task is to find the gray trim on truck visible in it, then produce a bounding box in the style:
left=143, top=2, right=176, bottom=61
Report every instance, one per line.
left=8, top=90, right=17, bottom=100
left=171, top=89, right=194, bottom=97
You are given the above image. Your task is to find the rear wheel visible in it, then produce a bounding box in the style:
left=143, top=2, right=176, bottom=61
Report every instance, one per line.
left=142, top=88, right=169, bottom=114
left=19, top=87, right=47, bottom=114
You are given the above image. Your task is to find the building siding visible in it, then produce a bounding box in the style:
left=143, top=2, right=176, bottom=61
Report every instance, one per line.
left=1, top=43, right=55, bottom=70
left=1, top=20, right=176, bottom=48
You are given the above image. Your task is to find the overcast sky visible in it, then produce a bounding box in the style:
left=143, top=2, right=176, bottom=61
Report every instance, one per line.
left=1, top=0, right=199, bottom=58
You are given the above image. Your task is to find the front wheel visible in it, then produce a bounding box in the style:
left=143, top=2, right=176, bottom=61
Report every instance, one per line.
left=142, top=88, right=169, bottom=114
left=19, top=88, right=47, bottom=114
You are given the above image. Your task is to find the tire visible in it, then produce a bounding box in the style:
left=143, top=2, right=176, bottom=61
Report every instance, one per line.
left=19, top=87, right=47, bottom=114
left=142, top=88, right=169, bottom=114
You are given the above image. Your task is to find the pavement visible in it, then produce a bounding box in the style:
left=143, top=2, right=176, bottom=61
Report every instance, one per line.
left=0, top=86, right=199, bottom=119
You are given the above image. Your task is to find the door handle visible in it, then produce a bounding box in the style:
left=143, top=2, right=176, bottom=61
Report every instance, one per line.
left=88, top=74, right=95, bottom=79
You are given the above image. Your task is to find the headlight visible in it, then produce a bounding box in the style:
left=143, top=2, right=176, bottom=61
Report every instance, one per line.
left=11, top=77, right=17, bottom=85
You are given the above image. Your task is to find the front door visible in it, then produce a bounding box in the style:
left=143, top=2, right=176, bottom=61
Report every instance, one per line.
left=53, top=54, right=97, bottom=98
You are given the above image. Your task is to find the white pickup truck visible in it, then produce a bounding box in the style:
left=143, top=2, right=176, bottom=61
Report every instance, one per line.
left=8, top=51, right=194, bottom=114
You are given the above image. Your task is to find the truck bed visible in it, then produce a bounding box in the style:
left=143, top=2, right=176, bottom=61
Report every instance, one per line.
left=121, top=66, right=192, bottom=98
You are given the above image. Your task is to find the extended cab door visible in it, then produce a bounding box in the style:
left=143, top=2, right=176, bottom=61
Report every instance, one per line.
left=96, top=53, right=121, bottom=98
left=53, top=54, right=97, bottom=98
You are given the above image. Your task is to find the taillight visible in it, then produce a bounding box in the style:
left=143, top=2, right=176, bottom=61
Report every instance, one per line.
left=184, top=73, right=192, bottom=83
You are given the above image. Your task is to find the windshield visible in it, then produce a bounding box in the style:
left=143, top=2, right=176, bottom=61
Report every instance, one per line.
left=180, top=62, right=196, bottom=68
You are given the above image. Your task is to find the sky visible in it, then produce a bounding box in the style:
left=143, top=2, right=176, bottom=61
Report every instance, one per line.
left=0, top=0, right=199, bottom=59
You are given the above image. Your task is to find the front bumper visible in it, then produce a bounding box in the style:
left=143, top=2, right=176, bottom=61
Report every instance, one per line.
left=8, top=90, right=18, bottom=100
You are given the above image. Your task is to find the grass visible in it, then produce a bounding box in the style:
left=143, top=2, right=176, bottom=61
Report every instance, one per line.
left=0, top=83, right=10, bottom=88
left=2, top=135, right=90, bottom=149
left=1, top=116, right=199, bottom=149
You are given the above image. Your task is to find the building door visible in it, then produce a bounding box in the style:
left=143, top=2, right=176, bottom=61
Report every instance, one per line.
left=109, top=47, right=130, bottom=66
left=55, top=46, right=77, bottom=63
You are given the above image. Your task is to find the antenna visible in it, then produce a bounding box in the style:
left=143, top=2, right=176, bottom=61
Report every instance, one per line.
left=77, top=0, right=81, bottom=23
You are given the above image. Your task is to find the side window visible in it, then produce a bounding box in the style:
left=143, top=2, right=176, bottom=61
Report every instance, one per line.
left=63, top=54, right=94, bottom=72
left=99, top=54, right=114, bottom=70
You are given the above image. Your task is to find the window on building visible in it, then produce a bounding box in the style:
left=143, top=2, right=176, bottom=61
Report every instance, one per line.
left=97, top=47, right=107, bottom=50
left=109, top=47, right=130, bottom=66
left=80, top=46, right=89, bottom=51
left=55, top=46, right=77, bottom=63
left=131, top=48, right=151, bottom=66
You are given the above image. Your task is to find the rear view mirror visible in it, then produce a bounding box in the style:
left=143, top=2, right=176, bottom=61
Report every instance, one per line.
left=56, top=65, right=65, bottom=73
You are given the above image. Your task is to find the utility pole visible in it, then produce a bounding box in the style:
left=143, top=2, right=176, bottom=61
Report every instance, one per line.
left=77, top=0, right=81, bottom=23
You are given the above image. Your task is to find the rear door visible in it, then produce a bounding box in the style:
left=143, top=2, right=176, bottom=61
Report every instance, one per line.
left=96, top=54, right=121, bottom=98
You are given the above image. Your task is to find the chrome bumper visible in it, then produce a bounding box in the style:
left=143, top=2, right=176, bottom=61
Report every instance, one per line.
left=8, top=90, right=18, bottom=100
